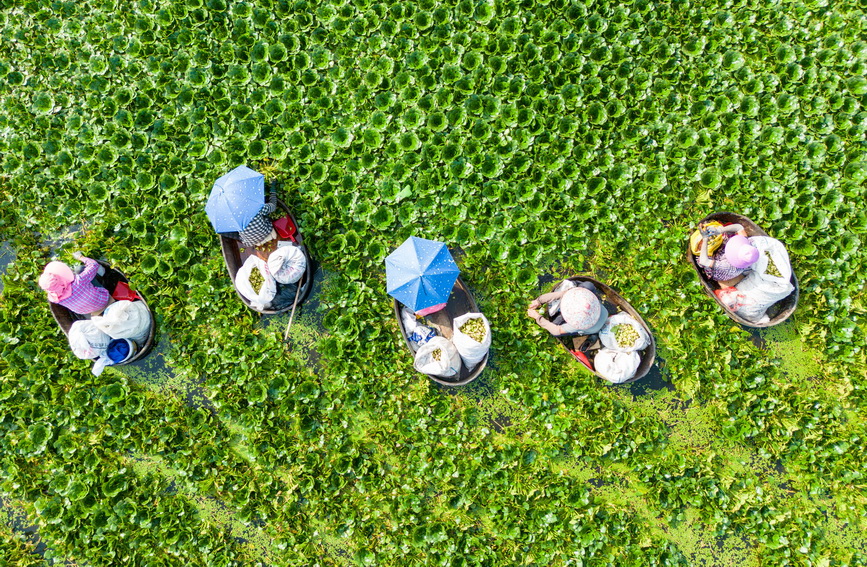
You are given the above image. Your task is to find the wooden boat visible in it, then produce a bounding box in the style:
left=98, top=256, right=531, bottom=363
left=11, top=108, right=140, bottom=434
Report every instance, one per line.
left=219, top=198, right=314, bottom=315
left=394, top=277, right=488, bottom=387
left=49, top=260, right=156, bottom=365
left=686, top=211, right=799, bottom=327
left=545, top=276, right=656, bottom=384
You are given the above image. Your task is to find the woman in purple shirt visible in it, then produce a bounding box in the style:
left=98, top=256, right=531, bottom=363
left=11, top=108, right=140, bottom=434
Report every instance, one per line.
left=698, top=224, right=759, bottom=286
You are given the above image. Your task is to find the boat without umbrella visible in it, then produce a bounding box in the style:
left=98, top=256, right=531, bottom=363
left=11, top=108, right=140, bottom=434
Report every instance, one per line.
left=543, top=276, right=656, bottom=384
left=686, top=211, right=799, bottom=328
left=49, top=260, right=156, bottom=366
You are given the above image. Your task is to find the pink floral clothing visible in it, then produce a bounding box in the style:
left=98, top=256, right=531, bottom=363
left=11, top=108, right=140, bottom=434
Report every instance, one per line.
left=56, top=258, right=110, bottom=314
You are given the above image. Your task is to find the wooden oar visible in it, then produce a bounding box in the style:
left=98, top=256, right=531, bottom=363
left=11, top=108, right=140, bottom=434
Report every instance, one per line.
left=283, top=278, right=303, bottom=341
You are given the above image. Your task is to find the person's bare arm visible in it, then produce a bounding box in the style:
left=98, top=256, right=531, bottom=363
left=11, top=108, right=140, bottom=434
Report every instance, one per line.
left=534, top=289, right=566, bottom=305
left=527, top=289, right=569, bottom=326
left=698, top=236, right=714, bottom=268
left=529, top=311, right=565, bottom=335
left=719, top=223, right=743, bottom=234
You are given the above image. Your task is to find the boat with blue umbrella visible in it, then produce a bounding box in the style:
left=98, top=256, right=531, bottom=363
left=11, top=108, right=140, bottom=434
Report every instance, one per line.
left=206, top=166, right=313, bottom=315
left=387, top=237, right=489, bottom=386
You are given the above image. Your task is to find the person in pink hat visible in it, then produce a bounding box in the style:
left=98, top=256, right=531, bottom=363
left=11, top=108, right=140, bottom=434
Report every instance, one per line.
left=527, top=284, right=609, bottom=337
left=698, top=223, right=759, bottom=286
left=39, top=252, right=111, bottom=315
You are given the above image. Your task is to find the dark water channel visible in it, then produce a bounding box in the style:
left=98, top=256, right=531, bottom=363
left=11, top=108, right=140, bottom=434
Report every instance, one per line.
left=0, top=241, right=15, bottom=294
left=0, top=497, right=74, bottom=564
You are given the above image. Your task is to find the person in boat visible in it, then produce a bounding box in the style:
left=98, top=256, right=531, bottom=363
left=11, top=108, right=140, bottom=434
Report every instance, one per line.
left=695, top=223, right=759, bottom=287
left=39, top=252, right=111, bottom=315
left=221, top=186, right=278, bottom=247
left=527, top=283, right=609, bottom=337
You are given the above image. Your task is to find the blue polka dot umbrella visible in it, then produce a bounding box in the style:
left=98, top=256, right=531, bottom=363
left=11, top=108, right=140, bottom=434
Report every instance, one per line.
left=205, top=165, right=265, bottom=233
left=386, top=236, right=460, bottom=312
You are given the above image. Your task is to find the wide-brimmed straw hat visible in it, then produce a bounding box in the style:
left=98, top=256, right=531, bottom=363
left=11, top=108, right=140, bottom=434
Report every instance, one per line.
left=560, top=287, right=602, bottom=329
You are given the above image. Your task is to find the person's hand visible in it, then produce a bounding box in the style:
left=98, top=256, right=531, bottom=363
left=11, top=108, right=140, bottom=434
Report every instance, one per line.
left=528, top=299, right=541, bottom=310
left=702, top=226, right=720, bottom=237
left=72, top=251, right=83, bottom=260
left=526, top=308, right=541, bottom=321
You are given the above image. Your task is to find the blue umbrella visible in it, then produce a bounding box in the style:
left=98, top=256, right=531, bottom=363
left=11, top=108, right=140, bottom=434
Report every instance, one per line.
left=386, top=236, right=460, bottom=312
left=205, top=165, right=265, bottom=233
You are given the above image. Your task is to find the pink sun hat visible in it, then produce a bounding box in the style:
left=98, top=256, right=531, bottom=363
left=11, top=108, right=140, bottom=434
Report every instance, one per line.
left=725, top=235, right=760, bottom=269
left=560, top=287, right=602, bottom=328
left=39, top=261, right=75, bottom=302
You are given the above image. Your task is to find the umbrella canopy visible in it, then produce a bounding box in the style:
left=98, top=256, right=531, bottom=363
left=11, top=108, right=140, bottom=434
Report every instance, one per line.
left=386, top=236, right=460, bottom=312
left=205, top=165, right=265, bottom=233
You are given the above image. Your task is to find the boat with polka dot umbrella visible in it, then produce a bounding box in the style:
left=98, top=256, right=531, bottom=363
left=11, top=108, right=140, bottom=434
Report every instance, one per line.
left=387, top=237, right=488, bottom=386
left=207, top=166, right=314, bottom=314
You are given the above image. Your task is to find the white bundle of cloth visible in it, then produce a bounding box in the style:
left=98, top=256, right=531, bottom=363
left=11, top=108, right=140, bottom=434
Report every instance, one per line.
left=401, top=307, right=436, bottom=349
left=594, top=348, right=641, bottom=384
left=68, top=320, right=111, bottom=360
left=268, top=243, right=306, bottom=284
left=92, top=300, right=151, bottom=344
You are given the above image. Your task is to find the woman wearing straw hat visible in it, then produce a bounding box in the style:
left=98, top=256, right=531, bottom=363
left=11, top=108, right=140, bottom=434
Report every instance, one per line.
left=696, top=223, right=759, bottom=287
left=39, top=252, right=112, bottom=315
left=526, top=284, right=609, bottom=337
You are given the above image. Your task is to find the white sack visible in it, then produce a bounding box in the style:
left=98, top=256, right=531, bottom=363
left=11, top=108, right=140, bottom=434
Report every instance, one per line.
left=68, top=320, right=112, bottom=360
left=235, top=255, right=277, bottom=310
left=599, top=313, right=650, bottom=353
left=451, top=312, right=491, bottom=367
left=268, top=243, right=306, bottom=284
left=91, top=300, right=151, bottom=344
left=594, top=348, right=641, bottom=384
left=414, top=336, right=462, bottom=378
left=730, top=236, right=795, bottom=323
left=548, top=279, right=577, bottom=316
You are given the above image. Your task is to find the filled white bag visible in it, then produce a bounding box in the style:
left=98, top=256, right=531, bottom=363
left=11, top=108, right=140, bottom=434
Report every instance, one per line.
left=599, top=313, right=650, bottom=353
left=727, top=236, right=795, bottom=323
left=268, top=243, right=306, bottom=284
left=451, top=312, right=491, bottom=366
left=235, top=255, right=277, bottom=310
left=68, top=320, right=112, bottom=359
left=548, top=279, right=577, bottom=316
left=413, top=336, right=462, bottom=378
left=91, top=300, right=151, bottom=344
left=594, top=348, right=641, bottom=384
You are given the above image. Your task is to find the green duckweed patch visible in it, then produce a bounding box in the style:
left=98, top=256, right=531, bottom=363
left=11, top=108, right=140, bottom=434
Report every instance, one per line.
left=3, top=0, right=867, bottom=564
left=128, top=453, right=279, bottom=564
